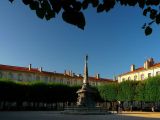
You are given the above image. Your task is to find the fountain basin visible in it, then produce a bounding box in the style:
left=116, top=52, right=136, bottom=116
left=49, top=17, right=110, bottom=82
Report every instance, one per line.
left=61, top=106, right=111, bottom=115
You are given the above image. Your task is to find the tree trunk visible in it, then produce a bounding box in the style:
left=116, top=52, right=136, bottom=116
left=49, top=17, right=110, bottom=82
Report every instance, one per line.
left=2, top=101, right=5, bottom=110
left=130, top=101, right=133, bottom=111
left=121, top=101, right=124, bottom=111
left=140, top=101, right=143, bottom=111
left=110, top=101, right=112, bottom=111
left=152, top=102, right=155, bottom=112
left=106, top=101, right=108, bottom=110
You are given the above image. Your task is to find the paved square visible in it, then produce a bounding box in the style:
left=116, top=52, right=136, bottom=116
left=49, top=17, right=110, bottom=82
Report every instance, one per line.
left=0, top=111, right=160, bottom=120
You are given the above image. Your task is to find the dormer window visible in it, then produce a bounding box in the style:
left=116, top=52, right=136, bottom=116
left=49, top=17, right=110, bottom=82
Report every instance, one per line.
left=128, top=77, right=131, bottom=80
left=148, top=73, right=151, bottom=78
left=141, top=74, right=144, bottom=80
left=134, top=75, right=137, bottom=81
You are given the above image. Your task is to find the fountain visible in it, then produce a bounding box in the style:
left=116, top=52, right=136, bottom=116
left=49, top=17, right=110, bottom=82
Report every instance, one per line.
left=62, top=55, right=109, bottom=115
left=76, top=55, right=96, bottom=107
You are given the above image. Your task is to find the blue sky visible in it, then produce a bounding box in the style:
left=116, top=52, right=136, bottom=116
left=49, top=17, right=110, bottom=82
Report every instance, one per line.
left=1, top=1, right=160, bottom=79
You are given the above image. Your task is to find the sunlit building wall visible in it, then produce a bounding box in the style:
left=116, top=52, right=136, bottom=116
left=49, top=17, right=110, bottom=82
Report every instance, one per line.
left=0, top=64, right=114, bottom=86
left=118, top=58, right=160, bottom=82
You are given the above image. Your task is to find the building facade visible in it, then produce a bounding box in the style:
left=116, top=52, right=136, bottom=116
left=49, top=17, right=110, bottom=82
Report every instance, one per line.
left=0, top=64, right=114, bottom=86
left=118, top=58, right=160, bottom=82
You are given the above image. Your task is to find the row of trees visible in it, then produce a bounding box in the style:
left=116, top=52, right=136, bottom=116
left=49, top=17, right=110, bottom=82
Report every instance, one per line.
left=0, top=79, right=80, bottom=110
left=1, top=76, right=160, bottom=110
left=98, top=75, right=160, bottom=111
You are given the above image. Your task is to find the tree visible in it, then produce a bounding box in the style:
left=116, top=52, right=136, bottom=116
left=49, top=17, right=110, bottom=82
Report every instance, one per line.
left=97, top=83, right=117, bottom=110
left=134, top=81, right=146, bottom=110
left=9, top=0, right=160, bottom=35
left=117, top=80, right=137, bottom=110
left=0, top=78, right=81, bottom=110
left=98, top=83, right=117, bottom=102
left=145, top=76, right=160, bottom=103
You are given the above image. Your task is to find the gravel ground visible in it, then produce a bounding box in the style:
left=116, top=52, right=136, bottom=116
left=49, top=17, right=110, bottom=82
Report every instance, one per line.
left=0, top=111, right=160, bottom=120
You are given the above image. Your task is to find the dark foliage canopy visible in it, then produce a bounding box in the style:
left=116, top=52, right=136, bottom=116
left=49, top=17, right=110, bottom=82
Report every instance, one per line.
left=0, top=79, right=80, bottom=103
left=9, top=0, right=160, bottom=35
left=1, top=75, right=160, bottom=105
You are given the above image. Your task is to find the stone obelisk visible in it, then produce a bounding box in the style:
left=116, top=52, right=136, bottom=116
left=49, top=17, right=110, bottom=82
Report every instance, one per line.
left=83, top=55, right=88, bottom=86
left=77, top=55, right=96, bottom=107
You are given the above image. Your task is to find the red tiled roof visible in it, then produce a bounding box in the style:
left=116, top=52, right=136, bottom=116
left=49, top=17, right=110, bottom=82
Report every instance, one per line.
left=0, top=64, right=65, bottom=77
left=0, top=64, right=114, bottom=82
left=0, top=64, right=39, bottom=73
left=89, top=76, right=114, bottom=82
left=119, top=62, right=160, bottom=76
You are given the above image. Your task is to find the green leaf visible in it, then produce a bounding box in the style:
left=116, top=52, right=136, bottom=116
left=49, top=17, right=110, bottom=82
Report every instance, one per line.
left=22, top=0, right=32, bottom=5
left=82, top=0, right=89, bottom=10
left=36, top=8, right=46, bottom=19
left=156, top=14, right=160, bottom=24
left=97, top=4, right=105, bottom=13
left=9, top=0, right=14, bottom=3
left=145, top=26, right=152, bottom=36
left=62, top=11, right=85, bottom=29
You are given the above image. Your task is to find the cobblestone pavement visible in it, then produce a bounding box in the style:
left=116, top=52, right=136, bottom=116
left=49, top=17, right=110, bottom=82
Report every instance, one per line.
left=0, top=111, right=160, bottom=120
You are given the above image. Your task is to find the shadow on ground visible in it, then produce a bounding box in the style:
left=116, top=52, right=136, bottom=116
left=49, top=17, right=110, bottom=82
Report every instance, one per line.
left=0, top=111, right=160, bottom=120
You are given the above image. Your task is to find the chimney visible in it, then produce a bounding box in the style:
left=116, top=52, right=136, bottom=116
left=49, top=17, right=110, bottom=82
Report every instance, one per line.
left=66, top=70, right=69, bottom=75
left=64, top=70, right=66, bottom=75
left=144, top=61, right=146, bottom=69
left=148, top=58, right=154, bottom=66
left=70, top=70, right=73, bottom=76
left=73, top=73, right=75, bottom=76
left=96, top=73, right=100, bottom=79
left=77, top=74, right=82, bottom=77
left=113, top=76, right=117, bottom=81
left=144, top=60, right=149, bottom=69
left=29, top=64, right=32, bottom=70
left=144, top=58, right=154, bottom=69
left=130, top=64, right=135, bottom=72
left=39, top=67, right=43, bottom=72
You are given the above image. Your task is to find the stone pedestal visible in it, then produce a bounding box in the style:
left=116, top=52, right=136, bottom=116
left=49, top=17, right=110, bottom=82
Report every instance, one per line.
left=77, top=84, right=96, bottom=107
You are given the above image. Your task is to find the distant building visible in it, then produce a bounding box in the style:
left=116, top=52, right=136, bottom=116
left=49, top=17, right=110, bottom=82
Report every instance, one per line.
left=118, top=58, right=160, bottom=82
left=0, top=64, right=114, bottom=86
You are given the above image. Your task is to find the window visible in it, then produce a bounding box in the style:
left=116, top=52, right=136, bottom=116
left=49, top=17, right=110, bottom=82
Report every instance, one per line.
left=8, top=72, right=13, bottom=79
left=134, top=75, right=137, bottom=81
left=44, top=76, right=48, bottom=81
left=18, top=74, right=23, bottom=81
left=148, top=73, right=151, bottom=78
left=0, top=71, right=3, bottom=78
left=141, top=74, right=144, bottom=80
left=36, top=76, right=40, bottom=80
left=94, top=82, right=97, bottom=86
left=28, top=74, right=32, bottom=81
left=52, top=78, right=56, bottom=82
left=74, top=81, right=77, bottom=85
left=47, top=77, right=50, bottom=82
left=128, top=77, right=131, bottom=80
left=156, top=71, right=160, bottom=76
left=93, top=82, right=97, bottom=86
left=60, top=79, right=63, bottom=83
left=122, top=78, right=125, bottom=81
left=67, top=81, right=70, bottom=85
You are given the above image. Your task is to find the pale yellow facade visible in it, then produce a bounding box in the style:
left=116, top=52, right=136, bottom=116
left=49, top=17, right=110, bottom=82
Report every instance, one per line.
left=0, top=64, right=114, bottom=86
left=118, top=58, right=160, bottom=82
